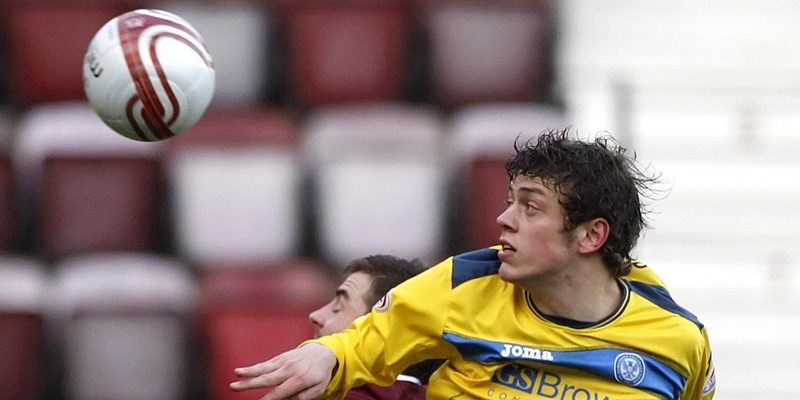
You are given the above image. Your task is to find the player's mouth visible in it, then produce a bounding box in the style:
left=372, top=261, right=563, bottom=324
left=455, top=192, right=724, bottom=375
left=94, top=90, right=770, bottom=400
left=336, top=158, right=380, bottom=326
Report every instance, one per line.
left=498, top=240, right=516, bottom=260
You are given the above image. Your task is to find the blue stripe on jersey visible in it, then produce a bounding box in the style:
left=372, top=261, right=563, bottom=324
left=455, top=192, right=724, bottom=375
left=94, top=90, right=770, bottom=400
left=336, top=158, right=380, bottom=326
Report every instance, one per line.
left=451, top=248, right=501, bottom=288
left=627, top=280, right=704, bottom=330
left=443, top=332, right=686, bottom=399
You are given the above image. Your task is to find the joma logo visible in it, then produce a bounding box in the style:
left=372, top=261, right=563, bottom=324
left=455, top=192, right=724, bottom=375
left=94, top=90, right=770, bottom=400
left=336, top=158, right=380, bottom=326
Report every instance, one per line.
left=500, top=344, right=554, bottom=361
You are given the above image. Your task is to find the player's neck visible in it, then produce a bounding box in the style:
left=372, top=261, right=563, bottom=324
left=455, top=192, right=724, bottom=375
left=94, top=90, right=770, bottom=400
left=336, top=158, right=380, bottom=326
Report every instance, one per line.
left=526, top=263, right=622, bottom=323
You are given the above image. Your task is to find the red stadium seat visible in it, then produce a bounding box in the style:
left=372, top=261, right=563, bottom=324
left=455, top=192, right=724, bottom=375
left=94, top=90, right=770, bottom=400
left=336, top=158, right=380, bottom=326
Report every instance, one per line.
left=199, top=260, right=335, bottom=400
left=278, top=0, right=412, bottom=106
left=465, top=156, right=511, bottom=249
left=39, top=156, right=162, bottom=259
left=417, top=0, right=554, bottom=107
left=0, top=257, right=47, bottom=400
left=0, top=154, right=14, bottom=252
left=5, top=5, right=123, bottom=104
left=164, top=108, right=303, bottom=265
left=13, top=103, right=164, bottom=261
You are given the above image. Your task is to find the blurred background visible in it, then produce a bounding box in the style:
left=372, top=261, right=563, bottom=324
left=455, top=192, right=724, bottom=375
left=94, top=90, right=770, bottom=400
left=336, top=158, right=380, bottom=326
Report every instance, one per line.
left=0, top=0, right=798, bottom=399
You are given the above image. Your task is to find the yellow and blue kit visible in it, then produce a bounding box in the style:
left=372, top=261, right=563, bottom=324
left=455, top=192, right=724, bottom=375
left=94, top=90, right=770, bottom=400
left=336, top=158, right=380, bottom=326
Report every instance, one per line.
left=313, top=247, right=716, bottom=400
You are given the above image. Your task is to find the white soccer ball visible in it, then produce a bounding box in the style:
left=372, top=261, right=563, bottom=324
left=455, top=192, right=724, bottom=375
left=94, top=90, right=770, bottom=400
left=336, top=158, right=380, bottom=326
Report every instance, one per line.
left=83, top=9, right=215, bottom=142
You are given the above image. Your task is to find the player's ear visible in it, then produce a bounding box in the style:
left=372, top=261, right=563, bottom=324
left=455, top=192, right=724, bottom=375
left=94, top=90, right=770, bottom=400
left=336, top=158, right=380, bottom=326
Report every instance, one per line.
left=576, top=218, right=610, bottom=254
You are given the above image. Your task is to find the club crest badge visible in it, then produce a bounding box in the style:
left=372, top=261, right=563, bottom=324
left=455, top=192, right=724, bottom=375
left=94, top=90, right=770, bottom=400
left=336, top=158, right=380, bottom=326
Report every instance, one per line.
left=614, top=353, right=646, bottom=386
left=702, top=364, right=716, bottom=396
left=373, top=290, right=391, bottom=312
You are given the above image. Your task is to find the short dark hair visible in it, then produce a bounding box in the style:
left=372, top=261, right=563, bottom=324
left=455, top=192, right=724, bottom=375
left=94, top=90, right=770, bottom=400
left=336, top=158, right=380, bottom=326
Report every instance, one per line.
left=343, top=255, right=427, bottom=306
left=505, top=128, right=660, bottom=276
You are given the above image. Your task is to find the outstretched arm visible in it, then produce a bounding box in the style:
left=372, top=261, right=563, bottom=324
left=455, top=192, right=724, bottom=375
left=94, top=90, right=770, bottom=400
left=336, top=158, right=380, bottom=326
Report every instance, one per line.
left=230, top=343, right=338, bottom=400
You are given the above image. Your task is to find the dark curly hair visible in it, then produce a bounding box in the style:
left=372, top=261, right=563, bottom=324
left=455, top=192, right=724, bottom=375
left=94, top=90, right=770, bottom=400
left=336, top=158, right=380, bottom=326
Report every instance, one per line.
left=505, top=128, right=660, bottom=277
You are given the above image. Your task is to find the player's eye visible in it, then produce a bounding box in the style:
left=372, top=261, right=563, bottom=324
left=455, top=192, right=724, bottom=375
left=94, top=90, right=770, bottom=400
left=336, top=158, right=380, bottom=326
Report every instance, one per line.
left=330, top=298, right=343, bottom=313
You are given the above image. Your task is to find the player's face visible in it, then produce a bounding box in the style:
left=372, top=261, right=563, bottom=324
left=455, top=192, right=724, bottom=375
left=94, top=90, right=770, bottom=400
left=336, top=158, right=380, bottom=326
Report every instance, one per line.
left=496, top=176, right=579, bottom=287
left=309, top=271, right=373, bottom=338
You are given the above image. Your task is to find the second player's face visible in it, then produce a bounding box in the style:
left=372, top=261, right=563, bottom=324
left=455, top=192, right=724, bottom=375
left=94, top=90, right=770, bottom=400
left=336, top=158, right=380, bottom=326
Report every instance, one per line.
left=309, top=271, right=373, bottom=338
left=496, top=175, right=579, bottom=287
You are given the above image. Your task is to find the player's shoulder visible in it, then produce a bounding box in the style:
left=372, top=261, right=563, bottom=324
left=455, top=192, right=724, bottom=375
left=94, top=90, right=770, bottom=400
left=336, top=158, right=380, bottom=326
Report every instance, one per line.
left=449, top=247, right=502, bottom=288
left=623, top=260, right=704, bottom=329
left=625, top=259, right=668, bottom=288
left=625, top=278, right=706, bottom=340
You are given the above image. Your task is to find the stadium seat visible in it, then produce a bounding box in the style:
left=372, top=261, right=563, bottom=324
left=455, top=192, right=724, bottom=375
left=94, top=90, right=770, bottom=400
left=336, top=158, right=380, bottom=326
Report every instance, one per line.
left=13, top=103, right=164, bottom=261
left=278, top=0, right=412, bottom=106
left=149, top=1, right=273, bottom=106
left=40, top=156, right=162, bottom=260
left=47, top=253, right=196, bottom=400
left=199, top=260, right=335, bottom=400
left=0, top=153, right=14, bottom=252
left=0, top=256, right=47, bottom=400
left=418, top=0, right=554, bottom=107
left=446, top=103, right=568, bottom=249
left=5, top=5, right=123, bottom=104
left=164, top=108, right=302, bottom=265
left=302, top=103, right=446, bottom=266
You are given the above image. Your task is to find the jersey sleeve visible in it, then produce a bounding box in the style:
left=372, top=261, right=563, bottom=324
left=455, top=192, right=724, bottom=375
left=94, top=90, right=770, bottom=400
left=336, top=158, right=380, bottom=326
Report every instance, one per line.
left=682, top=327, right=716, bottom=400
left=310, top=257, right=456, bottom=399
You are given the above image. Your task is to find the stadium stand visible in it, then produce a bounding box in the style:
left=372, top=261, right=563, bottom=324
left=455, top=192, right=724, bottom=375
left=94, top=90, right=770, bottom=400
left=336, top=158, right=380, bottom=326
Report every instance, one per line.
left=2, top=1, right=797, bottom=398
left=47, top=253, right=196, bottom=400
left=0, top=256, right=47, bottom=400
left=0, top=153, right=14, bottom=252
left=446, top=103, right=567, bottom=249
left=302, top=103, right=446, bottom=267
left=13, top=103, right=164, bottom=261
left=276, top=0, right=413, bottom=107
left=164, top=107, right=303, bottom=266
left=634, top=161, right=800, bottom=270
left=150, top=1, right=274, bottom=107
left=417, top=0, right=554, bottom=107
left=4, top=5, right=123, bottom=105
left=198, top=260, right=334, bottom=400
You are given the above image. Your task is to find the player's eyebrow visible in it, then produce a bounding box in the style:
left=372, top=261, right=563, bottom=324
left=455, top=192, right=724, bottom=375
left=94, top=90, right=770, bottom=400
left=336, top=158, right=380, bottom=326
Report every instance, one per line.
left=516, top=186, right=547, bottom=196
left=335, top=288, right=350, bottom=300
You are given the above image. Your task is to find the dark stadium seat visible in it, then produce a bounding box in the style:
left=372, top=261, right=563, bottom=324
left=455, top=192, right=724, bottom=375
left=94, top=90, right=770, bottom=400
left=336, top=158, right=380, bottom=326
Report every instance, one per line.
left=164, top=108, right=303, bottom=265
left=0, top=154, right=14, bottom=252
left=277, top=0, right=412, bottom=106
left=39, top=156, right=162, bottom=259
left=5, top=5, right=123, bottom=104
left=49, top=253, right=196, bottom=400
left=199, top=261, right=335, bottom=400
left=0, top=257, right=46, bottom=400
left=417, top=0, right=554, bottom=107
left=464, top=156, right=511, bottom=249
left=13, top=103, right=164, bottom=261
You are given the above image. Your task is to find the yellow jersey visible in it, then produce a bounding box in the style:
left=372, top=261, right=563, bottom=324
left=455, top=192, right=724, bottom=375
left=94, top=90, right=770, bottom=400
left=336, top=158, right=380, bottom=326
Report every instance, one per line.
left=313, top=248, right=715, bottom=400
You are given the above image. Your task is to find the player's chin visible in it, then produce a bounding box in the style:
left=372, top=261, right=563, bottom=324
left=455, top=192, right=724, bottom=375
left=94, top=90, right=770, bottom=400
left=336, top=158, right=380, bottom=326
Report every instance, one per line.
left=498, top=261, right=518, bottom=282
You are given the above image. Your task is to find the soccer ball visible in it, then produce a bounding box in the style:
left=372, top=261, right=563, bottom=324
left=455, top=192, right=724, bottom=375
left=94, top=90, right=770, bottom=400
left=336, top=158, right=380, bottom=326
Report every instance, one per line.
left=83, top=9, right=215, bottom=142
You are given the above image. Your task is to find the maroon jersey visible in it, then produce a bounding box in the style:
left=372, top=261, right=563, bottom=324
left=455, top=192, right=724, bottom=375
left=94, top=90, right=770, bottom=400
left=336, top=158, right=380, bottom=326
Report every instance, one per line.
left=345, top=376, right=426, bottom=400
